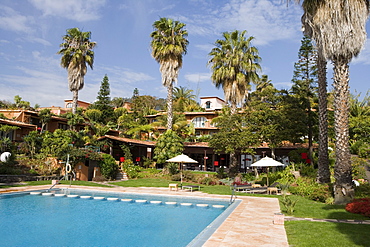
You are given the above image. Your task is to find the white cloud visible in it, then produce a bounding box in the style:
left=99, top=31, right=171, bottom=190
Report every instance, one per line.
left=0, top=68, right=68, bottom=107
left=184, top=73, right=211, bottom=83
left=99, top=66, right=155, bottom=84
left=29, top=0, right=106, bottom=22
left=194, top=44, right=214, bottom=53
left=273, top=81, right=293, bottom=90
left=0, top=5, right=34, bottom=33
left=352, top=38, right=370, bottom=65
left=185, top=0, right=303, bottom=46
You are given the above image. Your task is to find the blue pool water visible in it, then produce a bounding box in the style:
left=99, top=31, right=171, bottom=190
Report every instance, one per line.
left=0, top=190, right=239, bottom=247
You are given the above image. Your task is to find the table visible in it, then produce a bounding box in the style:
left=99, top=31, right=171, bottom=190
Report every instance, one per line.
left=169, top=184, right=178, bottom=191
left=182, top=185, right=200, bottom=192
left=267, top=187, right=278, bottom=195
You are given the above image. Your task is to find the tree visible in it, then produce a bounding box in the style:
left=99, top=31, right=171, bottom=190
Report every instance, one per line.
left=14, top=95, right=31, bottom=109
left=247, top=75, right=285, bottom=158
left=65, top=112, right=84, bottom=131
left=84, top=109, right=102, bottom=123
left=210, top=108, right=259, bottom=176
left=38, top=108, right=53, bottom=132
left=153, top=130, right=184, bottom=164
left=208, top=30, right=261, bottom=114
left=58, top=27, right=96, bottom=114
left=290, top=35, right=318, bottom=166
left=150, top=17, right=189, bottom=130
left=316, top=52, right=331, bottom=184
left=300, top=0, right=369, bottom=204
left=151, top=113, right=194, bottom=140
left=294, top=2, right=331, bottom=184
left=0, top=125, right=19, bottom=152
left=173, top=86, right=197, bottom=112
left=22, top=131, right=43, bottom=159
left=208, top=30, right=261, bottom=175
left=132, top=95, right=162, bottom=116
left=349, top=92, right=370, bottom=144
left=89, top=75, right=114, bottom=124
left=99, top=153, right=119, bottom=180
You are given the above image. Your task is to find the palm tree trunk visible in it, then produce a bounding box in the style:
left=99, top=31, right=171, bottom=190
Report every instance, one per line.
left=317, top=54, right=331, bottom=184
left=307, top=105, right=314, bottom=167
left=166, top=83, right=173, bottom=130
left=333, top=58, right=354, bottom=205
left=72, top=90, right=78, bottom=114
left=229, top=152, right=238, bottom=177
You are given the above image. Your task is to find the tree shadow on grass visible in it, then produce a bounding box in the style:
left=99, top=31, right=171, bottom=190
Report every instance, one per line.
left=328, top=211, right=370, bottom=247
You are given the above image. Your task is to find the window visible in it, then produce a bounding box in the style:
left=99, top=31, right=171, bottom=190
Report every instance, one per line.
left=192, top=117, right=207, bottom=128
left=205, top=101, right=211, bottom=109
left=66, top=103, right=73, bottom=108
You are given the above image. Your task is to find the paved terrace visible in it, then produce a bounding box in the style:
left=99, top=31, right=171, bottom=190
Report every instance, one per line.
left=0, top=185, right=289, bottom=247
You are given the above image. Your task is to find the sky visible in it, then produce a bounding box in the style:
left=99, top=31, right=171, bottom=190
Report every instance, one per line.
left=1, top=0, right=370, bottom=108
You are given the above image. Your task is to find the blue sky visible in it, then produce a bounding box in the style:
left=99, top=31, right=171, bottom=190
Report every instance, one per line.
left=1, top=0, right=369, bottom=108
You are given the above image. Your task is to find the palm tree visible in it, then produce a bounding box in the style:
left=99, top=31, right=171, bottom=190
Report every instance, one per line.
left=316, top=52, right=331, bottom=184
left=150, top=18, right=189, bottom=130
left=58, top=27, right=96, bottom=114
left=299, top=2, right=331, bottom=184
left=208, top=30, right=261, bottom=114
left=208, top=30, right=261, bottom=176
left=173, top=86, right=197, bottom=112
left=299, top=0, right=369, bottom=204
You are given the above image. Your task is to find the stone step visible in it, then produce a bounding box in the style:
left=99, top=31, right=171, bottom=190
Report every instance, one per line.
left=116, top=171, right=128, bottom=181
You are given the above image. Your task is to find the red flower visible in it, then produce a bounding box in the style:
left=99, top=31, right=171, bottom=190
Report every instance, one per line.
left=346, top=198, right=370, bottom=217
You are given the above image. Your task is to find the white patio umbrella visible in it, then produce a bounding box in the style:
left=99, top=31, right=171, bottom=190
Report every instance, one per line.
left=166, top=154, right=198, bottom=186
left=251, top=157, right=284, bottom=186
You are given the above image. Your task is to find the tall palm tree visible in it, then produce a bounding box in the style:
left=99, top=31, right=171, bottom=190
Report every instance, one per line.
left=208, top=30, right=261, bottom=114
left=300, top=3, right=331, bottom=184
left=299, top=0, right=369, bottom=204
left=150, top=18, right=189, bottom=130
left=208, top=30, right=261, bottom=176
left=58, top=27, right=96, bottom=114
left=316, top=52, right=331, bottom=184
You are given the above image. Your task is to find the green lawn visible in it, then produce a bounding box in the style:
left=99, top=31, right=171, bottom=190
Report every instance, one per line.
left=286, top=221, right=370, bottom=247
left=279, top=195, right=369, bottom=220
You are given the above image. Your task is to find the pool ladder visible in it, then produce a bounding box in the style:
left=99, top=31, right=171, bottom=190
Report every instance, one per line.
left=229, top=184, right=236, bottom=204
left=47, top=171, right=76, bottom=191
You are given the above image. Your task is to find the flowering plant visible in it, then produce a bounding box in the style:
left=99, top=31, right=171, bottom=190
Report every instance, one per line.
left=345, top=198, right=370, bottom=217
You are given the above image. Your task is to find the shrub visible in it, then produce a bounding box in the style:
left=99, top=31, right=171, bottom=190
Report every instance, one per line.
left=201, top=177, right=213, bottom=185
left=137, top=168, right=162, bottom=178
left=200, top=176, right=219, bottom=185
left=281, top=195, right=298, bottom=215
left=241, top=172, right=255, bottom=182
left=171, top=173, right=181, bottom=181
left=351, top=156, right=367, bottom=180
left=92, top=175, right=106, bottom=182
left=217, top=167, right=227, bottom=179
left=182, top=170, right=195, bottom=181
left=345, top=198, right=370, bottom=217
left=358, top=143, right=370, bottom=159
left=355, top=184, right=370, bottom=198
left=143, top=157, right=155, bottom=168
left=288, top=177, right=331, bottom=203
left=165, top=163, right=179, bottom=175
left=121, top=159, right=142, bottom=179
left=99, top=153, right=119, bottom=180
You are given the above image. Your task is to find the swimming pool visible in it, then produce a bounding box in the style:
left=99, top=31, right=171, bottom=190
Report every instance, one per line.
left=0, top=189, right=240, bottom=247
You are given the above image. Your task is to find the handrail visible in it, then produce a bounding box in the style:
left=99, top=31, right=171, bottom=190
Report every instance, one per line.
left=229, top=182, right=236, bottom=204
left=47, top=175, right=66, bottom=191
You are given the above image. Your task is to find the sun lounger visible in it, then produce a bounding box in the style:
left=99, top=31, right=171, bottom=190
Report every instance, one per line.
left=244, top=187, right=268, bottom=194
left=182, top=185, right=200, bottom=192
left=233, top=185, right=252, bottom=192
